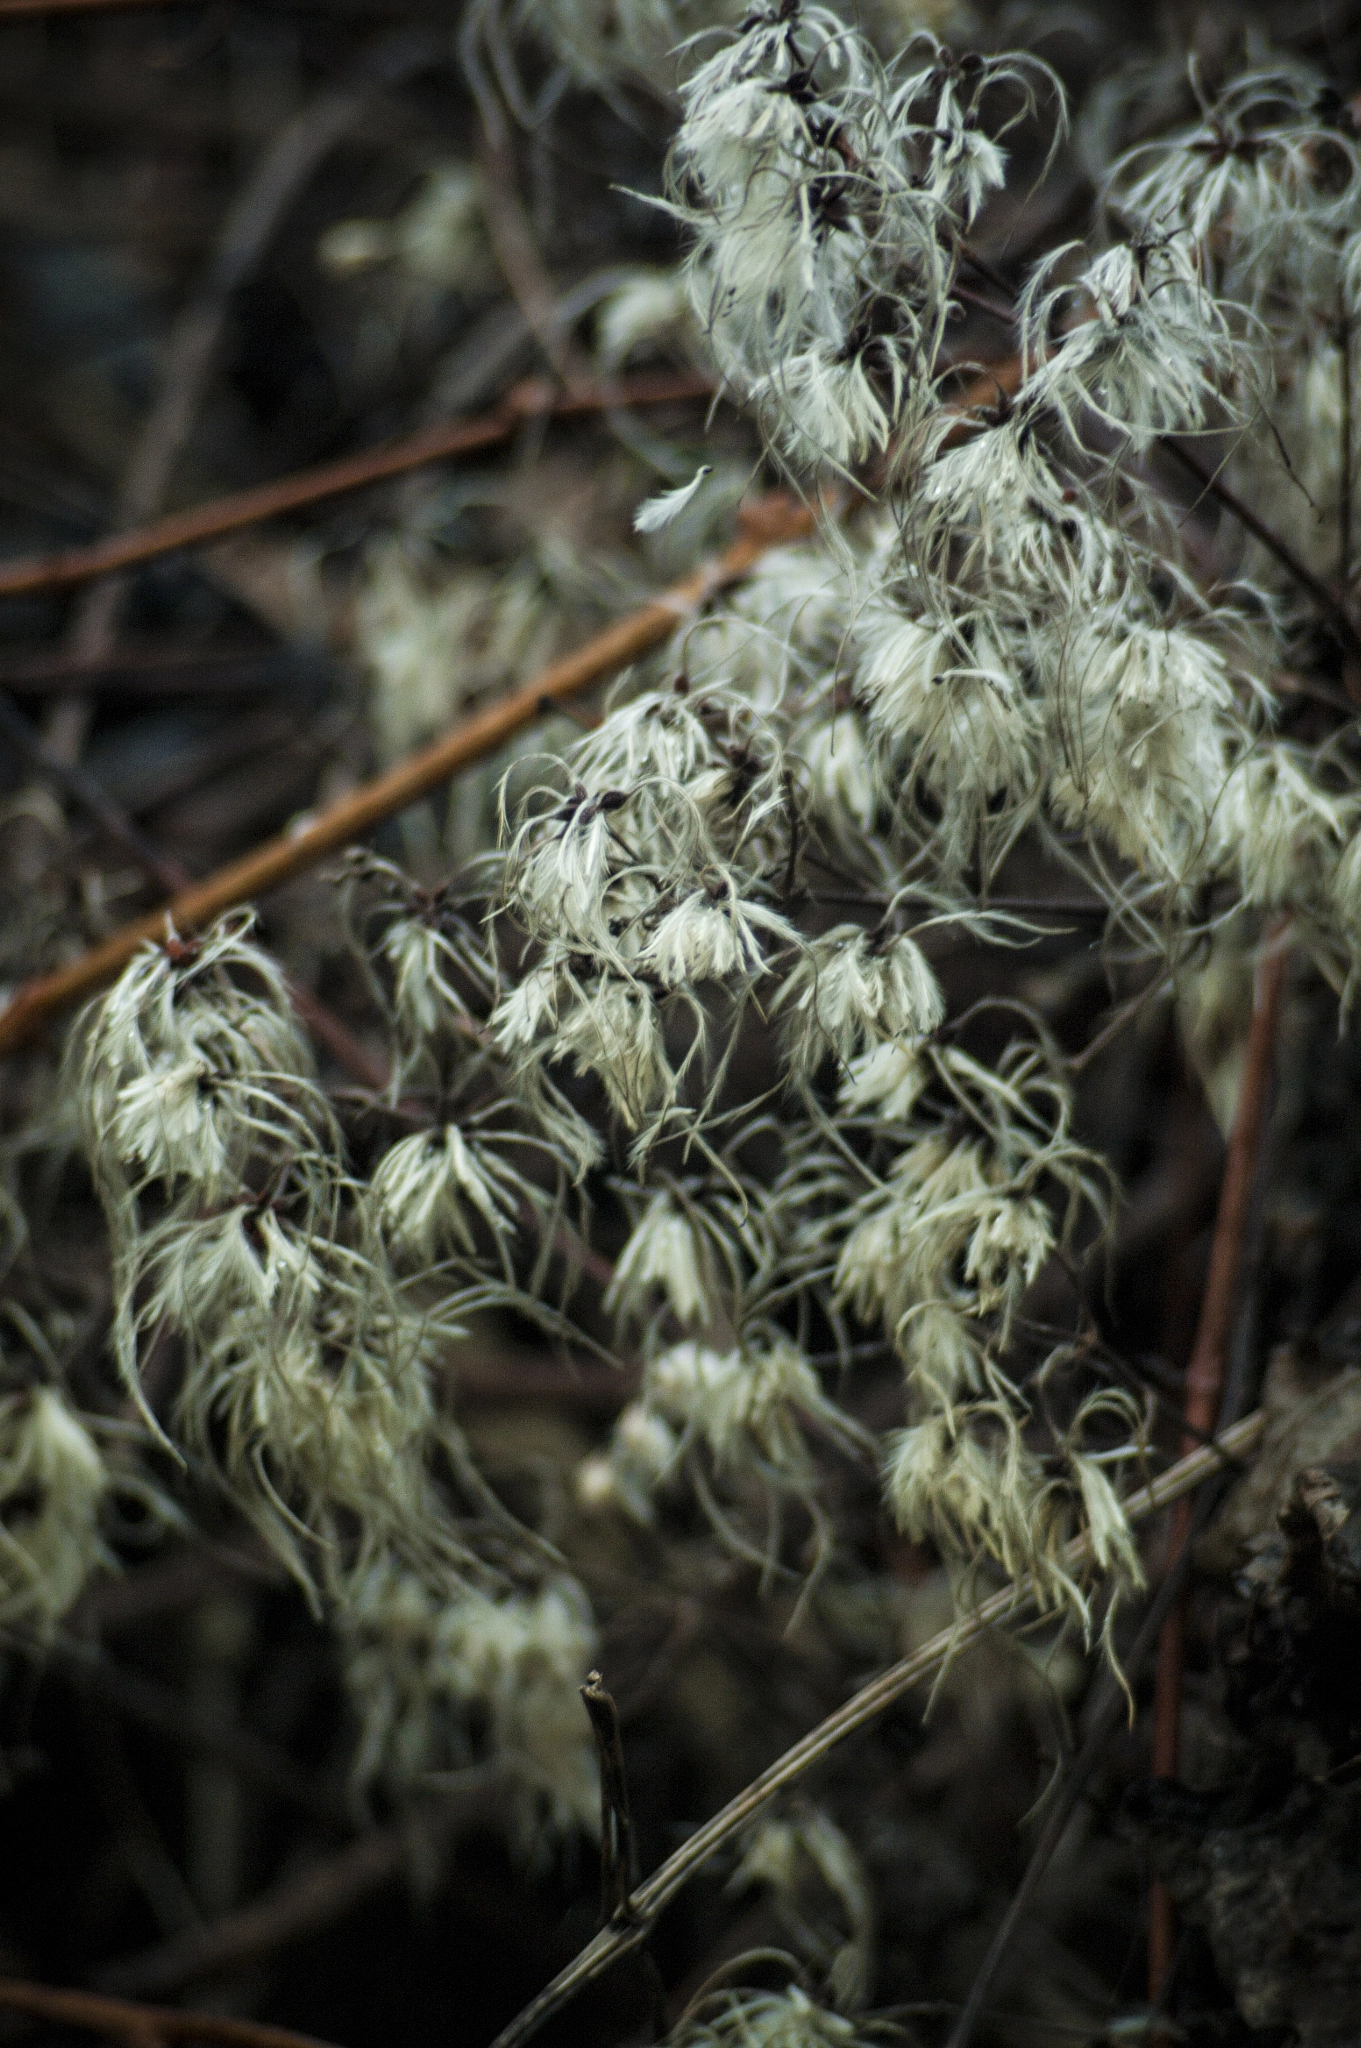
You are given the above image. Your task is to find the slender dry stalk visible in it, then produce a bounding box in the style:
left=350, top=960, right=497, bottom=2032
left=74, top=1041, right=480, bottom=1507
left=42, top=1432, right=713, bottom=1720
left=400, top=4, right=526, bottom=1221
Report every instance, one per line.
left=45, top=28, right=442, bottom=773
left=484, top=1414, right=1267, bottom=2048
left=1162, top=442, right=1361, bottom=662
left=0, top=494, right=813, bottom=1057
left=0, top=1976, right=337, bottom=2048
left=99, top=1780, right=511, bottom=1999
left=1147, top=918, right=1291, bottom=2000
left=0, top=0, right=173, bottom=13
left=0, top=374, right=715, bottom=603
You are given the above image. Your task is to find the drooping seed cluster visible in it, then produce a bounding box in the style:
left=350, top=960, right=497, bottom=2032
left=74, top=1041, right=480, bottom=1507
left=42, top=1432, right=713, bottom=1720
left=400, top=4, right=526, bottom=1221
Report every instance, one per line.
left=62, top=12, right=1361, bottom=1916
left=71, top=910, right=598, bottom=1831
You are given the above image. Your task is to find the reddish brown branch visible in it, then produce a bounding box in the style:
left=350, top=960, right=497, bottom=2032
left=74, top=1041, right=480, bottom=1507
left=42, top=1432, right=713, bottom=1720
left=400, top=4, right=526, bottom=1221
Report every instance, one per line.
left=0, top=1975, right=337, bottom=2048
left=1162, top=440, right=1361, bottom=663
left=0, top=494, right=813, bottom=1057
left=98, top=1782, right=506, bottom=1999
left=1147, top=917, right=1291, bottom=2001
left=0, top=357, right=1015, bottom=1061
left=0, top=0, right=176, bottom=13
left=0, top=374, right=715, bottom=604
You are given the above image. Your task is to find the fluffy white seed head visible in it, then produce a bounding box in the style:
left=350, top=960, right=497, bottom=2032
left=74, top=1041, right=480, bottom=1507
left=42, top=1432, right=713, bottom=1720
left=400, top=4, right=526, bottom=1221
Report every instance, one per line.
left=75, top=915, right=325, bottom=1213
left=1213, top=747, right=1352, bottom=909
left=894, top=1300, right=986, bottom=1404
left=342, top=1562, right=599, bottom=1854
left=838, top=1040, right=929, bottom=1121
left=642, top=1336, right=860, bottom=1477
left=606, top=1191, right=715, bottom=1330
left=962, top=1194, right=1054, bottom=1318
left=369, top=1125, right=522, bottom=1266
left=858, top=601, right=1043, bottom=872
left=1044, top=614, right=1242, bottom=885
left=1021, top=236, right=1241, bottom=451
left=666, top=1985, right=871, bottom=2048
left=778, top=926, right=943, bottom=1080
left=581, top=1401, right=683, bottom=1523
left=1107, top=70, right=1361, bottom=317
left=0, top=1387, right=107, bottom=1636
left=798, top=706, right=881, bottom=839
left=882, top=1408, right=1068, bottom=1595
left=729, top=1806, right=874, bottom=2011
left=644, top=886, right=795, bottom=989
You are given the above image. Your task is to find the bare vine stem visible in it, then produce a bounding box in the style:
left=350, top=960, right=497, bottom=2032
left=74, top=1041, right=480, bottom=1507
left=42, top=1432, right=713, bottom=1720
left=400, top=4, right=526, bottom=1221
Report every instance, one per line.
left=941, top=1468, right=1228, bottom=2048
left=483, top=1410, right=1267, bottom=2048
left=1161, top=440, right=1361, bottom=661
left=0, top=373, right=715, bottom=604
left=0, top=1975, right=337, bottom=2048
left=44, top=28, right=441, bottom=774
left=0, top=690, right=189, bottom=895
left=0, top=494, right=814, bottom=1057
left=1146, top=916, right=1291, bottom=1998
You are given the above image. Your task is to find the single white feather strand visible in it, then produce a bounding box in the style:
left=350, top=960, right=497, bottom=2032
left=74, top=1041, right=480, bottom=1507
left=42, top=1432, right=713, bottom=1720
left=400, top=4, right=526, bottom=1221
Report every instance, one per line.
left=633, top=465, right=713, bottom=533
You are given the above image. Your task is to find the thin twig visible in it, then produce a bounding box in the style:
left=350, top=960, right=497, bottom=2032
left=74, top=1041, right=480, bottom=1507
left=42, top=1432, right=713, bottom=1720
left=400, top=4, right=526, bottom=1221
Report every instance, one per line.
left=951, top=282, right=1018, bottom=326
left=1162, top=439, right=1361, bottom=659
left=0, top=1977, right=337, bottom=2048
left=0, top=354, right=1013, bottom=609
left=0, top=374, right=715, bottom=604
left=45, top=1633, right=348, bottom=1830
left=98, top=1778, right=509, bottom=1999
left=477, top=128, right=594, bottom=398
left=957, top=240, right=1017, bottom=304
left=580, top=1671, right=638, bottom=1925
left=0, top=357, right=1034, bottom=1063
left=0, top=690, right=190, bottom=895
left=282, top=980, right=391, bottom=1094
left=0, top=495, right=812, bottom=1057
left=46, top=28, right=441, bottom=769
left=482, top=1412, right=1267, bottom=2048
left=0, top=685, right=395, bottom=1092
left=943, top=1407, right=1252, bottom=2048
left=1146, top=917, right=1290, bottom=2000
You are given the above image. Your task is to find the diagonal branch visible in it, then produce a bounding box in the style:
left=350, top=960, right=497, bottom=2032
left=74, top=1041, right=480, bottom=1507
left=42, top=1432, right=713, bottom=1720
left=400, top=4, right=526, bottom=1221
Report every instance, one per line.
left=1146, top=916, right=1290, bottom=2000
left=99, top=1779, right=509, bottom=2000
left=44, top=28, right=442, bottom=777
left=580, top=1671, right=639, bottom=1925
left=0, top=374, right=715, bottom=604
left=0, top=1978, right=337, bottom=2048
left=0, top=493, right=814, bottom=1058
left=482, top=1412, right=1267, bottom=2048
left=1160, top=441, right=1361, bottom=663
left=476, top=129, right=595, bottom=400
left=0, top=690, right=190, bottom=896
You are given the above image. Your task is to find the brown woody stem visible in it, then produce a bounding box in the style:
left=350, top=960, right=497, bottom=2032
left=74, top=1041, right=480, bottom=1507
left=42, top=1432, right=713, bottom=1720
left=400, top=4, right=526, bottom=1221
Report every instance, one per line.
left=0, top=1975, right=336, bottom=2048
left=0, top=495, right=813, bottom=1058
left=1146, top=918, right=1290, bottom=2001
left=580, top=1671, right=638, bottom=1926
left=485, top=1412, right=1268, bottom=2048
left=0, top=374, right=715, bottom=603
